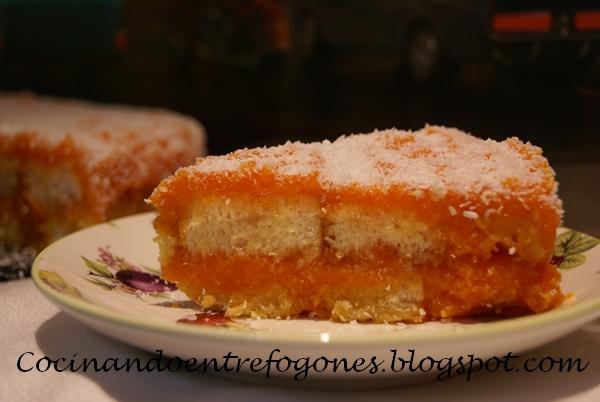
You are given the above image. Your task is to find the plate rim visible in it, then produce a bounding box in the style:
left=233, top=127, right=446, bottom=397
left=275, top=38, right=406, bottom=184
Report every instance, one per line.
left=32, top=212, right=600, bottom=347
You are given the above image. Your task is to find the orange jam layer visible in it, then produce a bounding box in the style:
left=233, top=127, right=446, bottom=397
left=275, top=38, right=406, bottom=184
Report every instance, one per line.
left=162, top=250, right=564, bottom=321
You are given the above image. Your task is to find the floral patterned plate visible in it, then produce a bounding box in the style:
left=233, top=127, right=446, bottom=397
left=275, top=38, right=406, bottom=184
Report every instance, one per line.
left=32, top=213, right=600, bottom=385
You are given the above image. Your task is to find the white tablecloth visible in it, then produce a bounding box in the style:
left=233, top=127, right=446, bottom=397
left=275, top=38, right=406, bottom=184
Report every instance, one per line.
left=1, top=278, right=599, bottom=402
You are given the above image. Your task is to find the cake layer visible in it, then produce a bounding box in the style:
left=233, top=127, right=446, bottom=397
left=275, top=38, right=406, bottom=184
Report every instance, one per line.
left=149, top=125, right=564, bottom=323
left=0, top=92, right=206, bottom=250
left=180, top=195, right=322, bottom=262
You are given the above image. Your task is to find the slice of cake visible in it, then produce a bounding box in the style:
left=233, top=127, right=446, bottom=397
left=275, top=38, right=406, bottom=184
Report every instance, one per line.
left=0, top=92, right=205, bottom=251
left=149, top=125, right=563, bottom=323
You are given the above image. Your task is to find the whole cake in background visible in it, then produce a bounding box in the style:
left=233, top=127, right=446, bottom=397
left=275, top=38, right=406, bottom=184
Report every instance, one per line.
left=0, top=92, right=206, bottom=255
left=150, top=125, right=564, bottom=323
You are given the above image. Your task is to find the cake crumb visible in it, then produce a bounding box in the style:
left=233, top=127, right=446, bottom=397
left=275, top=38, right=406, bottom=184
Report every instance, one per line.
left=200, top=294, right=216, bottom=308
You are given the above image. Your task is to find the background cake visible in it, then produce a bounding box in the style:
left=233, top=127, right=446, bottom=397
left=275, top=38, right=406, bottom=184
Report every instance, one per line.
left=0, top=92, right=206, bottom=252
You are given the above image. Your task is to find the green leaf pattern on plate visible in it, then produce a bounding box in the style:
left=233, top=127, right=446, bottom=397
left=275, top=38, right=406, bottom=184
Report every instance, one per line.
left=85, top=276, right=116, bottom=290
left=552, top=230, right=600, bottom=270
left=82, top=256, right=113, bottom=278
left=39, top=270, right=83, bottom=299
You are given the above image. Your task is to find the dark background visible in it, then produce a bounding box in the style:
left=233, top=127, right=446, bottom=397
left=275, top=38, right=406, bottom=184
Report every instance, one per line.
left=1, top=0, right=599, bottom=235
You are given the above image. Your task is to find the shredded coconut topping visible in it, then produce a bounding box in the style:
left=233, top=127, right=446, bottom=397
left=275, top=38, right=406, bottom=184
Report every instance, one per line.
left=0, top=92, right=204, bottom=168
left=173, top=125, right=561, bottom=212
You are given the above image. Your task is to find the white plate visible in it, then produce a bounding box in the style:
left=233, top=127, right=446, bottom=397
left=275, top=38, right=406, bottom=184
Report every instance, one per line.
left=32, top=213, right=600, bottom=386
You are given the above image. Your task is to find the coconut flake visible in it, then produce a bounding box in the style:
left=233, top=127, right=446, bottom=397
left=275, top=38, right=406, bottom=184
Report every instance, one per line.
left=462, top=211, right=479, bottom=219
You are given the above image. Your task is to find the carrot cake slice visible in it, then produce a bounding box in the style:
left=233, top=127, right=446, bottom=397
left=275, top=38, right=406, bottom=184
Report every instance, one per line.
left=149, top=125, right=563, bottom=323
left=0, top=92, right=205, bottom=251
